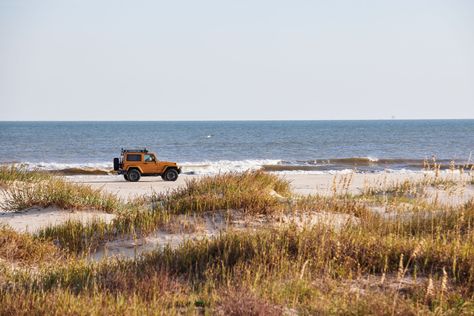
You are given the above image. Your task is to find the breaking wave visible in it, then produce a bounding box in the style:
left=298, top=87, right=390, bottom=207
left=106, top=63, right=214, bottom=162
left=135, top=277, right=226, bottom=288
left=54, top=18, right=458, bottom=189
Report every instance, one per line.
left=3, top=157, right=472, bottom=176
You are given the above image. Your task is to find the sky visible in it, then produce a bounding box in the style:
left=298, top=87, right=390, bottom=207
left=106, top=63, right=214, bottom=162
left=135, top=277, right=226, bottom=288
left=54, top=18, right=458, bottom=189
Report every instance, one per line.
left=0, top=0, right=473, bottom=121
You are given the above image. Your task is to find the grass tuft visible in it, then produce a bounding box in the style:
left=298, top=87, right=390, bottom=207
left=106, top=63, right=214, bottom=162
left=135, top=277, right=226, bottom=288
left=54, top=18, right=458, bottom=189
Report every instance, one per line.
left=155, top=171, right=291, bottom=215
left=0, top=164, right=50, bottom=187
left=1, top=177, right=121, bottom=213
left=0, top=226, right=64, bottom=265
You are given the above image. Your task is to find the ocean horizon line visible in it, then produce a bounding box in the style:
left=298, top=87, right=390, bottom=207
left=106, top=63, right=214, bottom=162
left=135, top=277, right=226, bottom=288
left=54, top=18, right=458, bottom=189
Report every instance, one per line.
left=1, top=118, right=474, bottom=123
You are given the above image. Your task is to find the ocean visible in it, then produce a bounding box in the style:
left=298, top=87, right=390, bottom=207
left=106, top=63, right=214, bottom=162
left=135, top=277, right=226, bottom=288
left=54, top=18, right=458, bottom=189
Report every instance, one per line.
left=0, top=120, right=473, bottom=174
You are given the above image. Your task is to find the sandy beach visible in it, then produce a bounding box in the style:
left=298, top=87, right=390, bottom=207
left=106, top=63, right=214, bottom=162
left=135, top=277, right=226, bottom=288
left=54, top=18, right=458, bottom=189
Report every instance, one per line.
left=68, top=172, right=428, bottom=199
left=69, top=171, right=473, bottom=199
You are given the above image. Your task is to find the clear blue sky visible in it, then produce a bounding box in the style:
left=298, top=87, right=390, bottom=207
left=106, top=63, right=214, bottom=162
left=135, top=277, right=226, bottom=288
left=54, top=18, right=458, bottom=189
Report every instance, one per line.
left=1, top=0, right=473, bottom=120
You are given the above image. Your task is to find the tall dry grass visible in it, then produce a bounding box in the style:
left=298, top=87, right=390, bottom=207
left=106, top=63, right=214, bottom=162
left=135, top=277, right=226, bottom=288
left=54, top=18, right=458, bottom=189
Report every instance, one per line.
left=4, top=218, right=473, bottom=314
left=155, top=171, right=291, bottom=214
left=0, top=226, right=65, bottom=265
left=0, top=164, right=51, bottom=187
left=1, top=177, right=122, bottom=213
left=1, top=169, right=474, bottom=314
left=36, top=207, right=171, bottom=254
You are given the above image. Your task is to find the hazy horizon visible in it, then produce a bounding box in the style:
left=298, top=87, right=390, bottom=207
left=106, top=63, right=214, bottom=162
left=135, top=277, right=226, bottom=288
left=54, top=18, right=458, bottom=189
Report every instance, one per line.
left=1, top=118, right=474, bottom=122
left=1, top=0, right=473, bottom=120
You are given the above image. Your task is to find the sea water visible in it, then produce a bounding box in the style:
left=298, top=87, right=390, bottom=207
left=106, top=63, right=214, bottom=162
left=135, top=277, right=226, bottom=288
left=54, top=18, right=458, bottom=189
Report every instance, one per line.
left=0, top=120, right=472, bottom=174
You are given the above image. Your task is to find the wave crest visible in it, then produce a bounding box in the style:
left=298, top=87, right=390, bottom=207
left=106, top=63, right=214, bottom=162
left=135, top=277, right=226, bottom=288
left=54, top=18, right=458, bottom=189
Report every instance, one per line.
left=3, top=157, right=471, bottom=176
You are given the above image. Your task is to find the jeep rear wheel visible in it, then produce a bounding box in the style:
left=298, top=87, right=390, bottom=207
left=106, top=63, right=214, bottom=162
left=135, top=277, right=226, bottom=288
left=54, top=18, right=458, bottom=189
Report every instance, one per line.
left=127, top=169, right=141, bottom=182
left=123, top=174, right=129, bottom=181
left=163, top=168, right=178, bottom=181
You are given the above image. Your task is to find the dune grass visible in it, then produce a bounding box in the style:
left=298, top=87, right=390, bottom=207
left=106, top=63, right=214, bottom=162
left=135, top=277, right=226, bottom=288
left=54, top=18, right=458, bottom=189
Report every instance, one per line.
left=0, top=226, right=65, bottom=265
left=1, top=176, right=122, bottom=213
left=4, top=215, right=474, bottom=314
left=0, top=290, right=183, bottom=316
left=1, top=169, right=474, bottom=314
left=294, top=194, right=375, bottom=218
left=155, top=171, right=291, bottom=215
left=34, top=172, right=291, bottom=254
left=0, top=164, right=51, bottom=187
left=36, top=207, right=172, bottom=254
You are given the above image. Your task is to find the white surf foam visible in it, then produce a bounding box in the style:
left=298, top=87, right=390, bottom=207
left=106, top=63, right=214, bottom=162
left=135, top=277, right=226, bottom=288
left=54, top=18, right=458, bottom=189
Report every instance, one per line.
left=179, top=159, right=282, bottom=175
left=21, top=161, right=113, bottom=171
left=4, top=159, right=445, bottom=176
left=16, top=159, right=282, bottom=175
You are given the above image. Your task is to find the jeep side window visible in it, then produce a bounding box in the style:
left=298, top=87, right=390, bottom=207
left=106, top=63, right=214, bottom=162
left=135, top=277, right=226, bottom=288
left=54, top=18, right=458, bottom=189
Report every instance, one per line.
left=144, top=154, right=155, bottom=162
left=127, top=154, right=142, bottom=161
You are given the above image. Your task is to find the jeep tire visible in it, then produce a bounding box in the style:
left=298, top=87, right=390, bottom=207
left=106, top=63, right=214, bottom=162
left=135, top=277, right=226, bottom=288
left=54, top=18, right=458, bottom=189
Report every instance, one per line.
left=127, top=169, right=141, bottom=182
left=123, top=174, right=129, bottom=181
left=163, top=168, right=178, bottom=182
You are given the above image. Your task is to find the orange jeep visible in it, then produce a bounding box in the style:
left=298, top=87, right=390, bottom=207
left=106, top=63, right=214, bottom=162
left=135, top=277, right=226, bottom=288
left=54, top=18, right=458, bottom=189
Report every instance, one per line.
left=113, top=148, right=181, bottom=182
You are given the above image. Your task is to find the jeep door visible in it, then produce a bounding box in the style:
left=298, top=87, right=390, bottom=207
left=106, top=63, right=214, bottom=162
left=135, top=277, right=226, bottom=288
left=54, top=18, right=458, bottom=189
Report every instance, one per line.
left=142, top=154, right=159, bottom=174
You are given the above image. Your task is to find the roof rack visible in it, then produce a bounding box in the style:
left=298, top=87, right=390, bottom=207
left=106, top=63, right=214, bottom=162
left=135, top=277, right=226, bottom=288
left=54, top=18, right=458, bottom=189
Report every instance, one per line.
left=121, top=148, right=148, bottom=153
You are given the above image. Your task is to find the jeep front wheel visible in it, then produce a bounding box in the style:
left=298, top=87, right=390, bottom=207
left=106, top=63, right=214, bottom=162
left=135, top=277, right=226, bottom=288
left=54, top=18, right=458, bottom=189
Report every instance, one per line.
left=127, top=169, right=141, bottom=182
left=163, top=168, right=178, bottom=181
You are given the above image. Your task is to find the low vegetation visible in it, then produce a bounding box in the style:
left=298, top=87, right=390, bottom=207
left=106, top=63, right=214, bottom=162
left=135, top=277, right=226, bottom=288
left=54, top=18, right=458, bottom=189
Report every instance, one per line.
left=3, top=217, right=474, bottom=314
left=36, top=208, right=172, bottom=254
left=32, top=172, right=291, bottom=254
left=0, top=167, right=474, bottom=314
left=0, top=172, right=122, bottom=213
left=362, top=174, right=461, bottom=198
left=0, top=164, right=51, bottom=187
left=155, top=171, right=291, bottom=214
left=0, top=226, right=65, bottom=265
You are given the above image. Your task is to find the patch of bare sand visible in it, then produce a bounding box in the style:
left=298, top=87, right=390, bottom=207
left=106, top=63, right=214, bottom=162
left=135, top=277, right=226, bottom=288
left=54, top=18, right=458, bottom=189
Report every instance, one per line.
left=0, top=207, right=116, bottom=233
left=68, top=173, right=385, bottom=199
left=0, top=188, right=115, bottom=233
left=65, top=175, right=189, bottom=200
